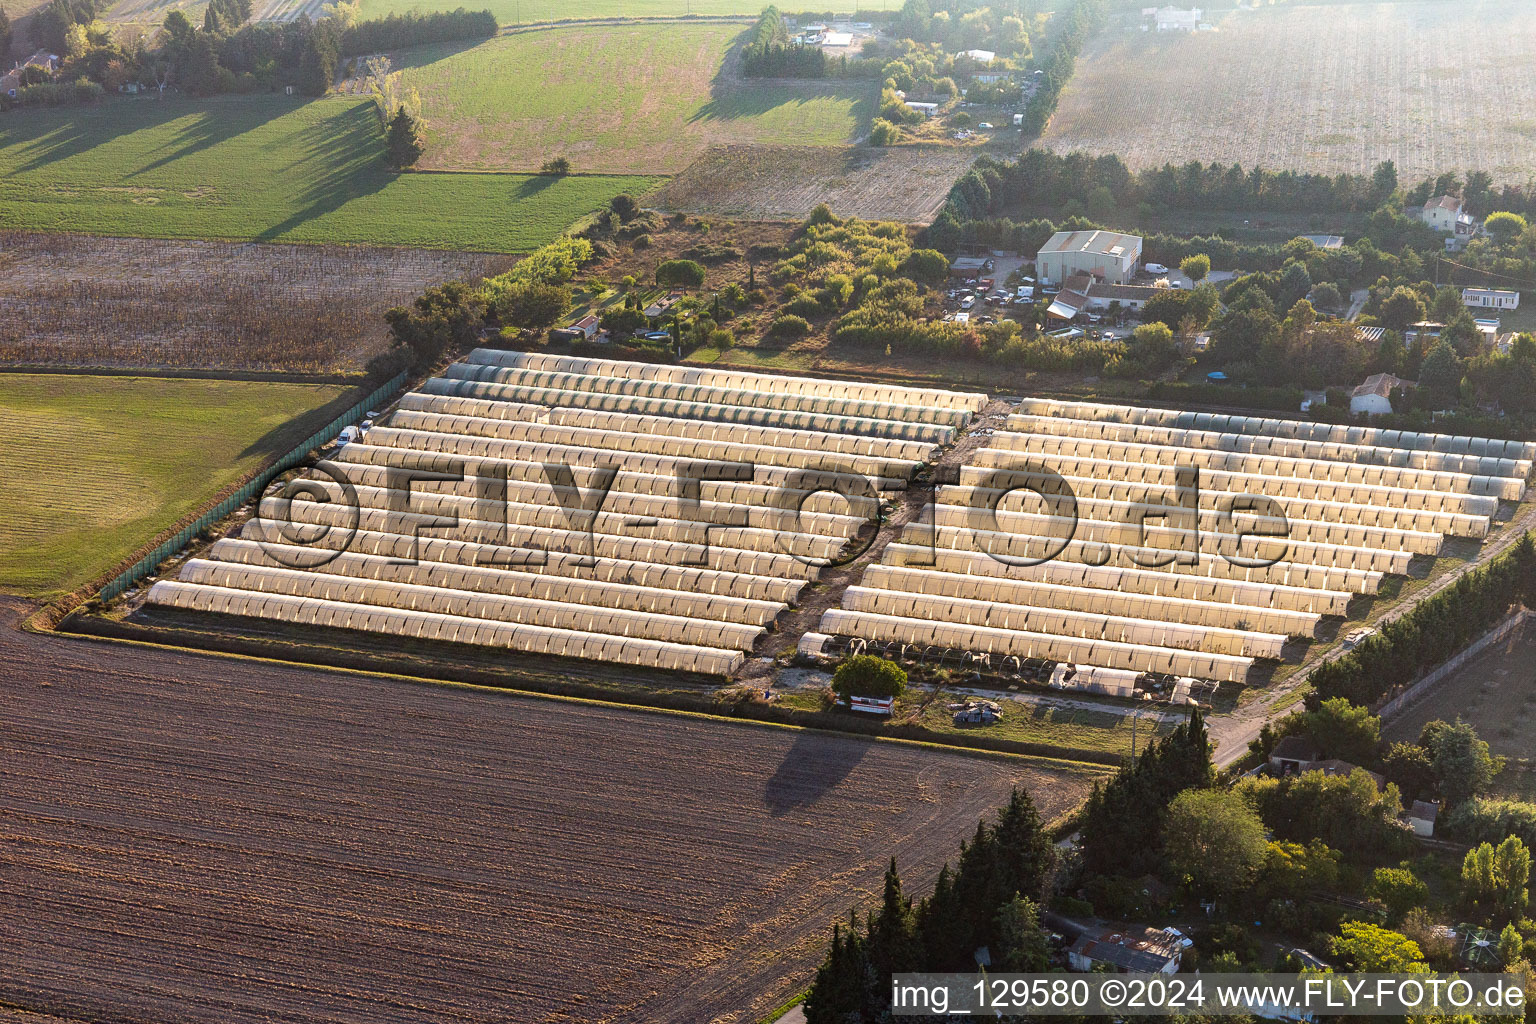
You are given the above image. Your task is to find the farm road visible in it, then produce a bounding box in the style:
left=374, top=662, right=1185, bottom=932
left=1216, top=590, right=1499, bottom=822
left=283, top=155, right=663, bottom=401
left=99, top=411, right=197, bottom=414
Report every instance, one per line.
left=0, top=599, right=1096, bottom=1024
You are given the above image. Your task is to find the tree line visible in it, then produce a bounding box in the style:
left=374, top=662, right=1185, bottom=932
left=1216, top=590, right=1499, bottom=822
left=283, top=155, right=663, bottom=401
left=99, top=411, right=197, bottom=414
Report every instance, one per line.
left=1308, top=534, right=1536, bottom=707
left=741, top=6, right=827, bottom=77
left=1019, top=0, right=1102, bottom=136
left=5, top=3, right=494, bottom=107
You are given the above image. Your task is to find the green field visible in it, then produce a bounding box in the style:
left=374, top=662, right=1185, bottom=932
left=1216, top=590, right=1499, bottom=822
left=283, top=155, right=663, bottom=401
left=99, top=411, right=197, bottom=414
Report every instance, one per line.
left=0, top=94, right=658, bottom=250
left=399, top=24, right=874, bottom=174
left=0, top=375, right=353, bottom=598
left=359, top=0, right=762, bottom=25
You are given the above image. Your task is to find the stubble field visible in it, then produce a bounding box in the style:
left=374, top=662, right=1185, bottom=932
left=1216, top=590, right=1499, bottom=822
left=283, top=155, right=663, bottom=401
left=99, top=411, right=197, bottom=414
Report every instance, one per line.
left=357, top=0, right=763, bottom=24
left=0, top=94, right=654, bottom=250
left=0, top=233, right=515, bottom=371
left=654, top=143, right=977, bottom=221
left=1041, top=0, right=1536, bottom=182
left=395, top=24, right=874, bottom=174
left=0, top=375, right=352, bottom=597
left=0, top=603, right=1099, bottom=1024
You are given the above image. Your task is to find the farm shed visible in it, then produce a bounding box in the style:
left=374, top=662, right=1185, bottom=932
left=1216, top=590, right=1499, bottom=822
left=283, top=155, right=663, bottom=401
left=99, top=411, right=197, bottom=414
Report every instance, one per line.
left=1407, top=800, right=1439, bottom=837
left=1462, top=287, right=1520, bottom=311
left=148, top=353, right=985, bottom=675
left=1036, top=230, right=1142, bottom=286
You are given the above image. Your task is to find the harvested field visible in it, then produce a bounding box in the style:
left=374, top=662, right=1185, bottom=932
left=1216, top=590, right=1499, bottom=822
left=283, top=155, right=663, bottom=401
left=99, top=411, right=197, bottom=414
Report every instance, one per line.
left=392, top=25, right=873, bottom=174
left=1041, top=0, right=1536, bottom=182
left=1384, top=620, right=1536, bottom=761
left=358, top=0, right=762, bottom=24
left=0, top=375, right=352, bottom=598
left=0, top=233, right=515, bottom=372
left=654, top=144, right=977, bottom=222
left=0, top=598, right=1099, bottom=1024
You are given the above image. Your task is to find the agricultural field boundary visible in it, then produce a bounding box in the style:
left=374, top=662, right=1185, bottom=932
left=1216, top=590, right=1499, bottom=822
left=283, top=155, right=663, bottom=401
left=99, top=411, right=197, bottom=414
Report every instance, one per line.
left=498, top=13, right=753, bottom=32
left=1376, top=608, right=1533, bottom=721
left=26, top=372, right=406, bottom=630
left=60, top=609, right=1131, bottom=766
left=0, top=365, right=372, bottom=386
left=49, top=609, right=1119, bottom=773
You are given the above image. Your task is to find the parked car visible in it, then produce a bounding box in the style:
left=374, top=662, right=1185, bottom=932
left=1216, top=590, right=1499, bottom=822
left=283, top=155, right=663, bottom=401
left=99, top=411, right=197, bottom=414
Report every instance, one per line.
left=1144, top=263, right=1170, bottom=274
left=977, top=122, right=994, bottom=130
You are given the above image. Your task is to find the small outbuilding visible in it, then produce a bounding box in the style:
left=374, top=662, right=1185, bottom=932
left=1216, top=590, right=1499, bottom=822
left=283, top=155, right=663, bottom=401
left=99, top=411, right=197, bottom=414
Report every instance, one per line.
left=1269, top=734, right=1320, bottom=775
left=1407, top=800, right=1439, bottom=837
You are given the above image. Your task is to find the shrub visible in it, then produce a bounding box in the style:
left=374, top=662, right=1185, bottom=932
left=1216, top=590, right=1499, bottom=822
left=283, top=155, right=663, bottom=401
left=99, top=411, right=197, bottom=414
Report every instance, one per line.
left=767, top=314, right=810, bottom=339
left=782, top=295, right=825, bottom=319
left=831, top=655, right=906, bottom=700
left=539, top=156, right=571, bottom=176
left=869, top=118, right=901, bottom=146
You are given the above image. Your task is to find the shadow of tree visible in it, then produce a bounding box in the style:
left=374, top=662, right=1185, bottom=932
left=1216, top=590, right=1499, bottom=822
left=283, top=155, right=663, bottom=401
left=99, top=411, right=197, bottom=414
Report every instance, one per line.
left=254, top=101, right=394, bottom=241
left=763, top=730, right=870, bottom=816
left=236, top=386, right=366, bottom=462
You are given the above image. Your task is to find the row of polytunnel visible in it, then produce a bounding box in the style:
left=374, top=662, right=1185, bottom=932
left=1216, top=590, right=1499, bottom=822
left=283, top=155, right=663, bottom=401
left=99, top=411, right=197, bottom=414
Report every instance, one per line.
left=814, top=397, right=1527, bottom=689
left=148, top=354, right=988, bottom=676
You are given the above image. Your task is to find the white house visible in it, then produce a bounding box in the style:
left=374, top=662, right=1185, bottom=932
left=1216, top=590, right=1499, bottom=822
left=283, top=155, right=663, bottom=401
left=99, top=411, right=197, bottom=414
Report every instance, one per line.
left=958, top=48, right=996, bottom=63
left=1462, top=287, right=1520, bottom=311
left=1036, top=230, right=1143, bottom=286
left=1422, top=195, right=1478, bottom=241
left=1154, top=6, right=1202, bottom=31
left=1085, top=281, right=1163, bottom=312
left=1350, top=372, right=1414, bottom=416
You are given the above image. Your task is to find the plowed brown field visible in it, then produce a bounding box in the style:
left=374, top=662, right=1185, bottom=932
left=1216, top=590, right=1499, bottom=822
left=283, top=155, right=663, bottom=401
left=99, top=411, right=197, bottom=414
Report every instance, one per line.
left=0, top=599, right=1097, bottom=1024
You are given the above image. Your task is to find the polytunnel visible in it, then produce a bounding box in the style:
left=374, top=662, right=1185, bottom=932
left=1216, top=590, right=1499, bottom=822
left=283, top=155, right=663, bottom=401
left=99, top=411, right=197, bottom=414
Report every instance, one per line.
left=858, top=563, right=1322, bottom=637
left=202, top=540, right=784, bottom=626
left=816, top=608, right=1254, bottom=683
left=875, top=545, right=1352, bottom=615
left=147, top=581, right=746, bottom=675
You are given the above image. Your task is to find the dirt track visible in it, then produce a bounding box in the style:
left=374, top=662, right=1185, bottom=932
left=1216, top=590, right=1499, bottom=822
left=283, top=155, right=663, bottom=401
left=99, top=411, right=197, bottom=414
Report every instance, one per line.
left=0, top=599, right=1095, bottom=1024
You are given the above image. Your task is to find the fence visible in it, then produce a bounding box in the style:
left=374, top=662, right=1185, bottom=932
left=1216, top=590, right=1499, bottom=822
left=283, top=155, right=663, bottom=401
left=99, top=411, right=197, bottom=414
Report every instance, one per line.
left=1374, top=607, right=1532, bottom=720
left=97, top=370, right=410, bottom=603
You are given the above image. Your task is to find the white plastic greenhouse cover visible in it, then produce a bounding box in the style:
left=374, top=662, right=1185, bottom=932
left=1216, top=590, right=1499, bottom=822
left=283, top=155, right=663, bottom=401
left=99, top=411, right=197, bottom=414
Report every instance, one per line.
left=441, top=363, right=974, bottom=427
left=257, top=496, right=840, bottom=574
left=147, top=580, right=746, bottom=675
left=298, top=475, right=863, bottom=547
left=987, top=429, right=1516, bottom=501
left=944, top=473, right=1490, bottom=541
left=817, top=608, right=1254, bottom=683
left=935, top=484, right=1444, bottom=557
left=841, top=585, right=1287, bottom=659
left=1012, top=398, right=1536, bottom=461
left=418, top=376, right=958, bottom=443
left=236, top=521, right=805, bottom=604
left=174, top=560, right=766, bottom=651
left=463, top=349, right=989, bottom=412
left=965, top=448, right=1501, bottom=518
left=328, top=457, right=881, bottom=523
left=204, top=540, right=784, bottom=626
left=1005, top=412, right=1532, bottom=485
left=860, top=563, right=1321, bottom=637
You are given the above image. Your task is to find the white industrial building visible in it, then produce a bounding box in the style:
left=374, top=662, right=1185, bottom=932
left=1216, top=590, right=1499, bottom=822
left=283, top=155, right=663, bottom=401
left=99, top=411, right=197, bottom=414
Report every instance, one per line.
left=1035, top=230, right=1143, bottom=286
